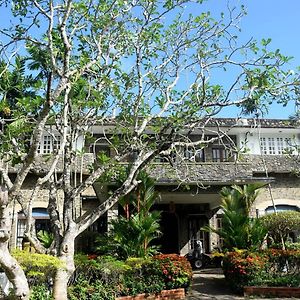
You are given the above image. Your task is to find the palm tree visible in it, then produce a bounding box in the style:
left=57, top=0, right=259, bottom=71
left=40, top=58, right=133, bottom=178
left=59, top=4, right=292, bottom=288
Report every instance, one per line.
left=203, top=183, right=267, bottom=250
left=96, top=172, right=161, bottom=259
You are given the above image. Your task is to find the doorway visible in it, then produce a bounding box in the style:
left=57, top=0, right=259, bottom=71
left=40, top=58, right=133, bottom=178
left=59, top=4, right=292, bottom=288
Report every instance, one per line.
left=159, top=211, right=179, bottom=254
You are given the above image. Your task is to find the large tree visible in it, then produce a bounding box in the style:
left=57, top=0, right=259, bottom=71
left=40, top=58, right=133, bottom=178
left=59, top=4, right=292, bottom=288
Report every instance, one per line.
left=0, top=0, right=299, bottom=299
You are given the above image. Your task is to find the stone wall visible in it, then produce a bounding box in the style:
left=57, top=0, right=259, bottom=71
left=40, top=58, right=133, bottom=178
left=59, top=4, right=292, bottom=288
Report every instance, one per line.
left=255, top=174, right=300, bottom=215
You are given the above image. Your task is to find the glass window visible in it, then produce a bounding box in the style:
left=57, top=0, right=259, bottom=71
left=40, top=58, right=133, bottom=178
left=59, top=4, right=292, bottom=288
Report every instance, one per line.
left=184, top=147, right=205, bottom=162
left=17, top=208, right=50, bottom=249
left=212, top=148, right=228, bottom=162
left=285, top=138, right=293, bottom=152
left=52, top=135, right=61, bottom=151
left=39, top=135, right=61, bottom=154
left=260, top=138, right=267, bottom=155
left=268, top=138, right=275, bottom=155
left=277, top=138, right=284, bottom=155
left=43, top=135, right=52, bottom=154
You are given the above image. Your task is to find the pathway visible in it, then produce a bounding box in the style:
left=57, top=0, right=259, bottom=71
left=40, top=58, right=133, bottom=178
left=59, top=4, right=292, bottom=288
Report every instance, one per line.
left=186, top=268, right=298, bottom=300
left=186, top=268, right=243, bottom=300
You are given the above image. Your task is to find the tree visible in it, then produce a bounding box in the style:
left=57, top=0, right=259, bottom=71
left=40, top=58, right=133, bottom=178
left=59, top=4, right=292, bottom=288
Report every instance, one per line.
left=260, top=211, right=300, bottom=245
left=203, top=184, right=267, bottom=250
left=0, top=0, right=299, bottom=299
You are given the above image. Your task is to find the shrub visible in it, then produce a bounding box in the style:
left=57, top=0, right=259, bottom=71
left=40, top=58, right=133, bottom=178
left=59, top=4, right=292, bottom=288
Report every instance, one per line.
left=223, top=250, right=267, bottom=292
left=73, top=254, right=130, bottom=286
left=120, top=258, right=164, bottom=296
left=152, top=254, right=193, bottom=290
left=68, top=276, right=116, bottom=300
left=13, top=250, right=62, bottom=287
left=260, top=211, right=300, bottom=244
left=285, top=242, right=300, bottom=250
left=69, top=254, right=192, bottom=298
left=30, top=284, right=53, bottom=300
left=223, top=249, right=300, bottom=292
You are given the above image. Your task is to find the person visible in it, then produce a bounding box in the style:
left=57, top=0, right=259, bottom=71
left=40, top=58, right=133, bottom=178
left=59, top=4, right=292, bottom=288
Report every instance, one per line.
left=193, top=240, right=203, bottom=258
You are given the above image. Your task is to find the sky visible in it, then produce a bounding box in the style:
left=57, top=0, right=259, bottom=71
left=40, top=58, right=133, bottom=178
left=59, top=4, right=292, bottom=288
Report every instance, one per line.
left=0, top=0, right=299, bottom=119
left=204, top=0, right=300, bottom=119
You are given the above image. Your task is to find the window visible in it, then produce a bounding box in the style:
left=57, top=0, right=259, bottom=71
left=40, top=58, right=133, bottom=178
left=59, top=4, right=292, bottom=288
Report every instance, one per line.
left=16, top=218, right=26, bottom=249
left=260, top=138, right=267, bottom=155
left=212, top=148, right=228, bottom=162
left=42, top=135, right=52, bottom=154
left=285, top=138, right=293, bottom=152
left=184, top=147, right=205, bottom=162
left=260, top=136, right=295, bottom=155
left=277, top=138, right=284, bottom=154
left=39, top=135, right=61, bottom=154
left=268, top=138, right=276, bottom=155
left=17, top=208, right=50, bottom=249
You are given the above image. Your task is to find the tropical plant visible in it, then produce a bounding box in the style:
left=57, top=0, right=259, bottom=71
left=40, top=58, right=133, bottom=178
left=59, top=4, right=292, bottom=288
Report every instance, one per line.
left=203, top=183, right=267, bottom=250
left=96, top=172, right=161, bottom=259
left=37, top=231, right=54, bottom=249
left=110, top=212, right=161, bottom=259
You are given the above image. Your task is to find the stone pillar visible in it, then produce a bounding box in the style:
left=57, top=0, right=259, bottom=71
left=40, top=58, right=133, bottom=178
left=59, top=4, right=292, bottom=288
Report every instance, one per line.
left=107, top=203, right=118, bottom=232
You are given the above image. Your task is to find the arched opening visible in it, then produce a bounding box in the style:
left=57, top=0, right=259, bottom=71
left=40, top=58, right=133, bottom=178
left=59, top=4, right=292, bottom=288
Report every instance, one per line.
left=17, top=208, right=50, bottom=249
left=265, top=204, right=300, bottom=213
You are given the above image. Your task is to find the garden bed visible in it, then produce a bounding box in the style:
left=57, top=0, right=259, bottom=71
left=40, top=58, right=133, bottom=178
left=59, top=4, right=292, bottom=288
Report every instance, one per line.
left=244, top=286, right=300, bottom=298
left=116, top=288, right=185, bottom=300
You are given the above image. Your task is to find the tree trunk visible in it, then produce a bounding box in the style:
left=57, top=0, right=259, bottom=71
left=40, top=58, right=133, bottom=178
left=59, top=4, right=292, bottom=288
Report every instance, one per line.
left=53, top=230, right=76, bottom=300
left=0, top=186, right=29, bottom=300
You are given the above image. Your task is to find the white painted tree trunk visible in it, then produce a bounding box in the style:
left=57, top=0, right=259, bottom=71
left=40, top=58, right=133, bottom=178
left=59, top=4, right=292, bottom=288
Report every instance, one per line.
left=53, top=231, right=76, bottom=300
left=0, top=186, right=29, bottom=300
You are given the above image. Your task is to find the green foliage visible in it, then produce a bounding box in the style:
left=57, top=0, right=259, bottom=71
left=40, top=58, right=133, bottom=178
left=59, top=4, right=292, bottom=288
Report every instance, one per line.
left=37, top=230, right=54, bottom=249
left=223, top=250, right=268, bottom=292
left=30, top=284, right=53, bottom=300
left=68, top=276, right=116, bottom=300
left=73, top=254, right=130, bottom=286
left=203, top=184, right=267, bottom=250
left=223, top=249, right=300, bottom=292
left=285, top=242, right=300, bottom=250
left=13, top=250, right=62, bottom=286
left=69, top=254, right=192, bottom=298
left=107, top=212, right=161, bottom=259
left=260, top=211, right=300, bottom=244
left=96, top=172, right=161, bottom=259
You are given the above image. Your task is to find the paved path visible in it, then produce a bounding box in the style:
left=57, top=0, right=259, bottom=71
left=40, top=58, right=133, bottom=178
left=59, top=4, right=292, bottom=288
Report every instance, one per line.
left=186, top=268, right=244, bottom=300
left=186, top=268, right=299, bottom=300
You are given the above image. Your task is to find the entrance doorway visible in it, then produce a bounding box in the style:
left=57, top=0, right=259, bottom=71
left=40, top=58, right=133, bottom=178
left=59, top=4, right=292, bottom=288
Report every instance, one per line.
left=160, top=211, right=179, bottom=254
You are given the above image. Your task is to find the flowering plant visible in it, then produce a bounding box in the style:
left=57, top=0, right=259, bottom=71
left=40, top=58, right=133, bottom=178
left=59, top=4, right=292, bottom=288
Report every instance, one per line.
left=223, top=250, right=267, bottom=292
left=223, top=249, right=300, bottom=292
left=153, top=254, right=193, bottom=290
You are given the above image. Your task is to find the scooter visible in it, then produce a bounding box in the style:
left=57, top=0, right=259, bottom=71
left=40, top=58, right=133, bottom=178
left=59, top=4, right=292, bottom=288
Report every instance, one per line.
left=185, top=241, right=223, bottom=269
left=185, top=240, right=206, bottom=269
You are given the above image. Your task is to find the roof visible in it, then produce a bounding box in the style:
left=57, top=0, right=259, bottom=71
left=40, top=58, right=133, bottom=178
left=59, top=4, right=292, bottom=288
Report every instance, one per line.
left=206, top=118, right=298, bottom=129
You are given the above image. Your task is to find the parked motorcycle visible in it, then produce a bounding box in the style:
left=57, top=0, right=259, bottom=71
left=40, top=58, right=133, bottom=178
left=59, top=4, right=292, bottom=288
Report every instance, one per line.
left=185, top=241, right=223, bottom=269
